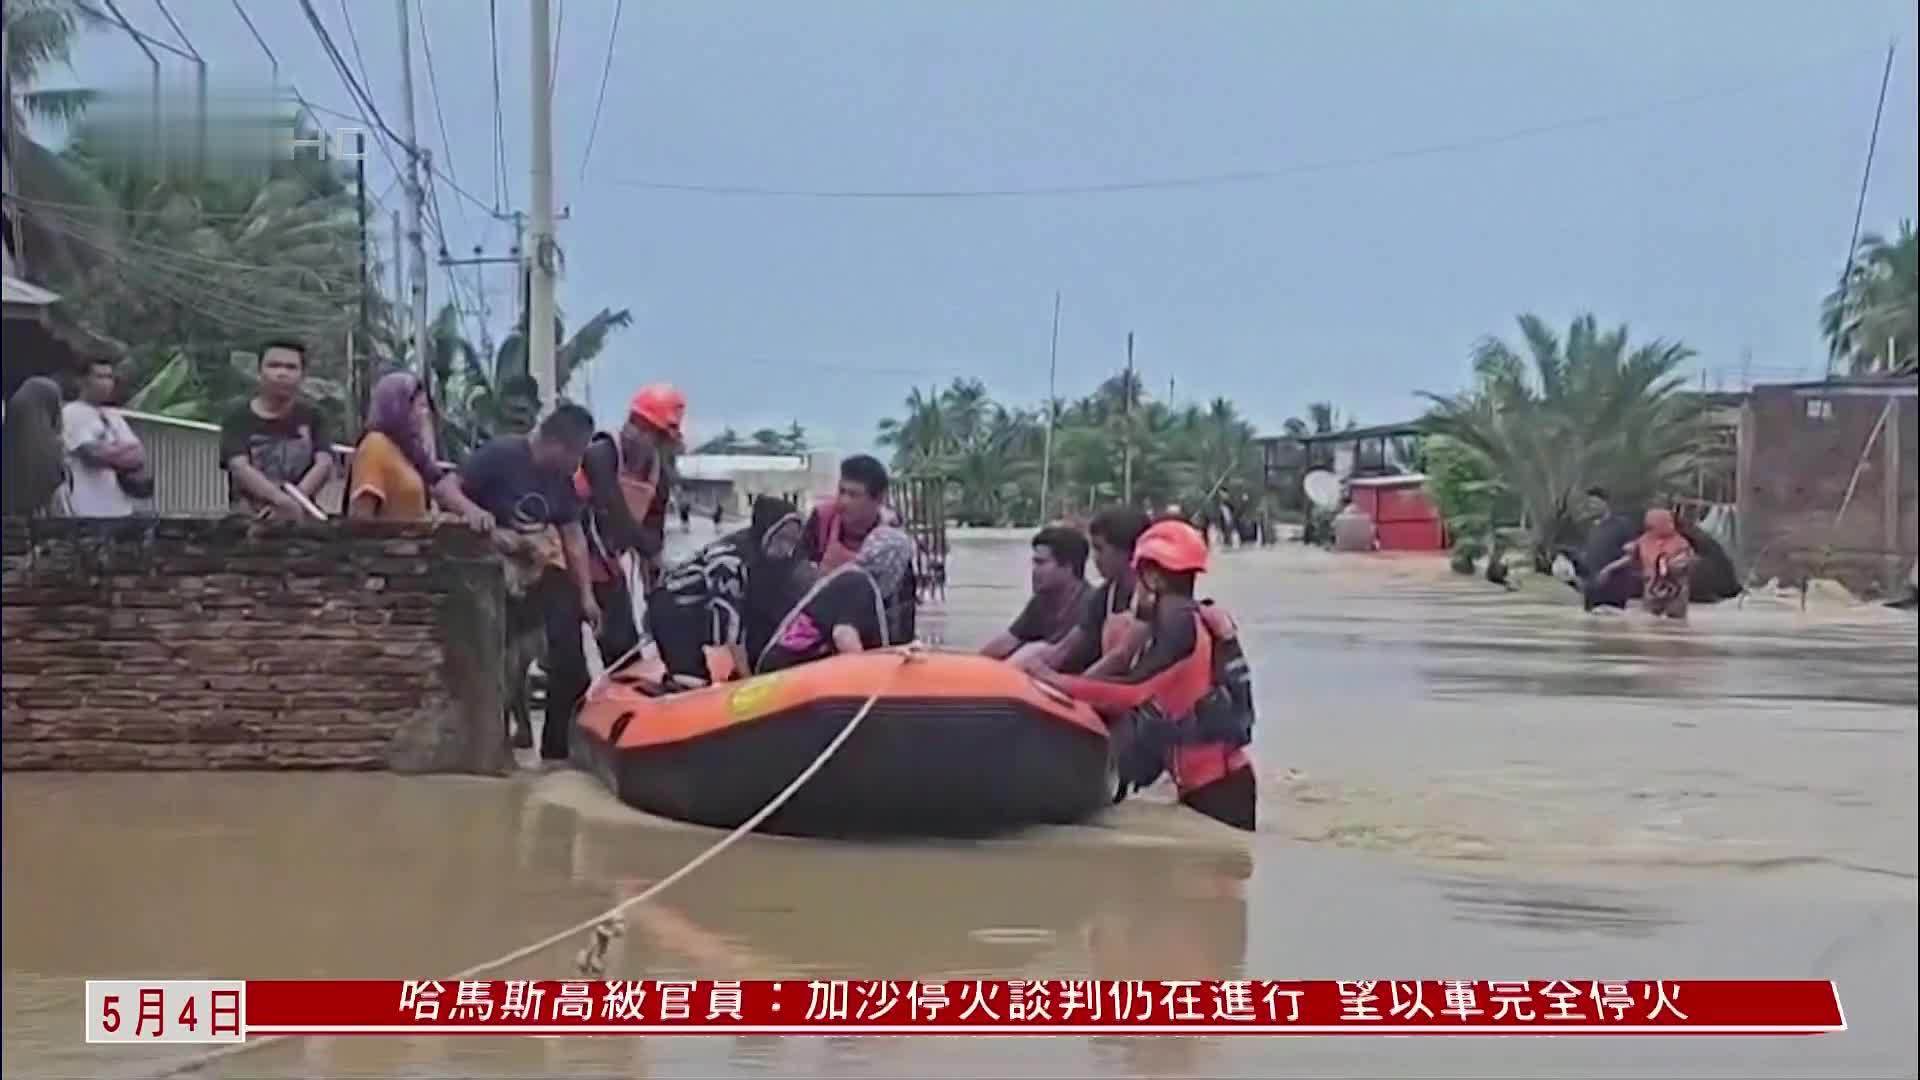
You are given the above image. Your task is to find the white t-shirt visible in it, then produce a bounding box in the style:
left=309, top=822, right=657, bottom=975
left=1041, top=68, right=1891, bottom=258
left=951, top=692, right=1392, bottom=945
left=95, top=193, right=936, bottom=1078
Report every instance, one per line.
left=61, top=401, right=141, bottom=517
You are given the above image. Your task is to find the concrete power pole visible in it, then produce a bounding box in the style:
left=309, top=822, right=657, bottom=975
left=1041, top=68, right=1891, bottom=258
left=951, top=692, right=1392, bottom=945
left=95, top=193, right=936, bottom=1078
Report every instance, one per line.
left=1122, top=331, right=1135, bottom=506
left=395, top=0, right=432, bottom=380
left=528, top=0, right=559, bottom=415
left=392, top=210, right=406, bottom=354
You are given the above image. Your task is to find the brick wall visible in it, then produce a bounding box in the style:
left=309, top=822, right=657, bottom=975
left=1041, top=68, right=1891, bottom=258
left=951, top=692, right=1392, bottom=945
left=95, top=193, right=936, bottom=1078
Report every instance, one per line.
left=1737, top=381, right=1918, bottom=595
left=1, top=518, right=510, bottom=773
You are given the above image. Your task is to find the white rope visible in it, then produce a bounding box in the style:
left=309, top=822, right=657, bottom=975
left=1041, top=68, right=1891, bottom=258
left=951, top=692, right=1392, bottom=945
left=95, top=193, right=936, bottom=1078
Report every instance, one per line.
left=147, top=647, right=920, bottom=1079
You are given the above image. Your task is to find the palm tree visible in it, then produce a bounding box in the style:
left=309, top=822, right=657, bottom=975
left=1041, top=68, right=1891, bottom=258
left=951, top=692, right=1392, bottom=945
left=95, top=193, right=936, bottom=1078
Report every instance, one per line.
left=1422, top=313, right=1705, bottom=565
left=1823, top=221, right=1918, bottom=374
left=5, top=0, right=107, bottom=278
left=425, top=302, right=633, bottom=454
left=874, top=386, right=949, bottom=469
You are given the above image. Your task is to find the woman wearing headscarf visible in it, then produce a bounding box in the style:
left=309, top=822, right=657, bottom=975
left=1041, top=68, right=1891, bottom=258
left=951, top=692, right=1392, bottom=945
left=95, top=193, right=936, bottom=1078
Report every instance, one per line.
left=346, top=371, right=493, bottom=529
left=3, top=377, right=72, bottom=517
left=1595, top=507, right=1694, bottom=620
left=757, top=525, right=916, bottom=674
left=645, top=496, right=807, bottom=686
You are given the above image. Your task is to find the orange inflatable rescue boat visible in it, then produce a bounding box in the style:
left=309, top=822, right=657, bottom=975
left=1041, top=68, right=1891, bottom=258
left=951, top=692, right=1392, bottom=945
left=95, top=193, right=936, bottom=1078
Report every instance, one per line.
left=572, top=648, right=1117, bottom=838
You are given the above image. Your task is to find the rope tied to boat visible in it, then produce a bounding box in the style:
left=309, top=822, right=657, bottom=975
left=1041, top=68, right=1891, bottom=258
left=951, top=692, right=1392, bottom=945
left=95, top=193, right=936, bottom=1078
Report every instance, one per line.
left=146, top=645, right=925, bottom=1079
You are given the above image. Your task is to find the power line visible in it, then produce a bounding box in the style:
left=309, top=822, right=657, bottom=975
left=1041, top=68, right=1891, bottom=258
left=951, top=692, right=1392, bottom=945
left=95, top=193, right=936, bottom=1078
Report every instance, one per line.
left=577, top=0, right=625, bottom=183
left=415, top=0, right=469, bottom=232
left=488, top=0, right=510, bottom=211
left=594, top=43, right=1876, bottom=200
left=295, top=0, right=406, bottom=151
left=335, top=0, right=380, bottom=128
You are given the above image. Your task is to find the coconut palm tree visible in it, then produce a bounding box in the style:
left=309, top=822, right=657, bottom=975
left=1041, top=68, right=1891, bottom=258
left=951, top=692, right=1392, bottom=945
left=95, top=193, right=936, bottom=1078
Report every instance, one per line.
left=5, top=0, right=108, bottom=278
left=424, top=302, right=634, bottom=455
left=1822, top=221, right=1918, bottom=374
left=1422, top=312, right=1705, bottom=566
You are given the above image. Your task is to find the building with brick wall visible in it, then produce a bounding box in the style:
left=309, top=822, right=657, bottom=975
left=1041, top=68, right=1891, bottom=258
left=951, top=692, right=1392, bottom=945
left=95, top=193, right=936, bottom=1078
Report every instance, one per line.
left=1736, top=373, right=1918, bottom=595
left=2, top=518, right=510, bottom=773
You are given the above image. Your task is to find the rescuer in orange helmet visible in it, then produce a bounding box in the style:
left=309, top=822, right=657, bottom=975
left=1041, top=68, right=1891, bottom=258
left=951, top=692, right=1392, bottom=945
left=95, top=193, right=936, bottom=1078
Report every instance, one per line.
left=1038, top=518, right=1257, bottom=831
left=535, top=385, right=687, bottom=749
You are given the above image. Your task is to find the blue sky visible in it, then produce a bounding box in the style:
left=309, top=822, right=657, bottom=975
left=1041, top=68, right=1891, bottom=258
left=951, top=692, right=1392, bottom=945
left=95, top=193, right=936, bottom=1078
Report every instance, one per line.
left=56, top=1, right=1920, bottom=453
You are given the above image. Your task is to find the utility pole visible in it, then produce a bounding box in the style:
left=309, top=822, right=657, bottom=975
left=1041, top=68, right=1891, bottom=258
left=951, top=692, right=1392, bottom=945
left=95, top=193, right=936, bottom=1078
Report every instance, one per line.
left=355, top=131, right=371, bottom=425
left=1829, top=38, right=1898, bottom=378
left=392, top=210, right=406, bottom=355
left=1122, top=331, right=1135, bottom=507
left=528, top=0, right=559, bottom=414
left=395, top=0, right=432, bottom=382
left=1039, top=291, right=1061, bottom=522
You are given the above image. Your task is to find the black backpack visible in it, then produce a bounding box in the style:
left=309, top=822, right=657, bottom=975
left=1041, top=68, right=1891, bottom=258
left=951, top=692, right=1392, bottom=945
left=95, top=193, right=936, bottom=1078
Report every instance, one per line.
left=1190, top=600, right=1255, bottom=749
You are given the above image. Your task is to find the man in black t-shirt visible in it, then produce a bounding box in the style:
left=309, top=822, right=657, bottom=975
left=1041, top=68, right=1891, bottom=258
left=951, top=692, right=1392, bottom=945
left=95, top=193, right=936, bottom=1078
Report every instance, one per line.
left=218, top=340, right=335, bottom=517
left=1037, top=507, right=1151, bottom=676
left=981, top=525, right=1091, bottom=668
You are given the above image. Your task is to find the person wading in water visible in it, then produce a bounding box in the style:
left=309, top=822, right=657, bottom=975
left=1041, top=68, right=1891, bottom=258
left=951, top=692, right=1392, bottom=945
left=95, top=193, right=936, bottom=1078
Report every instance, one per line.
left=1039, top=519, right=1258, bottom=831
left=1034, top=507, right=1151, bottom=677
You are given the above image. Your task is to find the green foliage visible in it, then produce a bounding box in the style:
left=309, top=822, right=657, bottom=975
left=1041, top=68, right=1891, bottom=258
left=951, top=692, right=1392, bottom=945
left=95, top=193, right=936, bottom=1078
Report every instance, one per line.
left=695, top=423, right=809, bottom=456
left=1423, top=434, right=1508, bottom=542
left=1822, top=220, right=1918, bottom=374
left=1422, top=313, right=1707, bottom=562
left=874, top=375, right=1263, bottom=526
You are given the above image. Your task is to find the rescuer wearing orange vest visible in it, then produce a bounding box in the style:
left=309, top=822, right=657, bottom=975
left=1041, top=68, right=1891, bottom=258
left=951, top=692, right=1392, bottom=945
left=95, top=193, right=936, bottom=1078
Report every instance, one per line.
left=1040, top=519, right=1258, bottom=831
left=542, top=384, right=685, bottom=748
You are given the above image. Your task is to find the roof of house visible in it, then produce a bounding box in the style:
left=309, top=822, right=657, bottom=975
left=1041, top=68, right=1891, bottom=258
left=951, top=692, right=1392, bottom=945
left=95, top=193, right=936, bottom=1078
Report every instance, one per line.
left=675, top=453, right=811, bottom=481
left=1258, top=420, right=1427, bottom=444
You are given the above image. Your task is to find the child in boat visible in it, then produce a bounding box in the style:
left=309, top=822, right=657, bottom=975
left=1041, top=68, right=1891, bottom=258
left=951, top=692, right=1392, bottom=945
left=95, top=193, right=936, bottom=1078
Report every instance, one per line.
left=1596, top=507, right=1694, bottom=620
left=1038, top=519, right=1258, bottom=832
left=757, top=527, right=916, bottom=674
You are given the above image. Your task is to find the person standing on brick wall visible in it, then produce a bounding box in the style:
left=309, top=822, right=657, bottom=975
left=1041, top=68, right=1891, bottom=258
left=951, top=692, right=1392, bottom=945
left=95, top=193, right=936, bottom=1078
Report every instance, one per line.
left=60, top=358, right=149, bottom=517
left=460, top=404, right=600, bottom=761
left=218, top=340, right=336, bottom=519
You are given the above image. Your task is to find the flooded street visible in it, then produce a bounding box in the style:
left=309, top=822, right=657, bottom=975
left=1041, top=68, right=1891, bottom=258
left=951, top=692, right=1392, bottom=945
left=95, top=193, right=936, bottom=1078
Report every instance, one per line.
left=5, top=529, right=1916, bottom=1077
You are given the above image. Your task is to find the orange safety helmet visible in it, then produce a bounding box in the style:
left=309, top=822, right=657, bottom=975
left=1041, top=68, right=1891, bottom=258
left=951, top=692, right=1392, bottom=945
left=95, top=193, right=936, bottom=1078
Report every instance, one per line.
left=1132, top=519, right=1209, bottom=575
left=628, top=384, right=687, bottom=441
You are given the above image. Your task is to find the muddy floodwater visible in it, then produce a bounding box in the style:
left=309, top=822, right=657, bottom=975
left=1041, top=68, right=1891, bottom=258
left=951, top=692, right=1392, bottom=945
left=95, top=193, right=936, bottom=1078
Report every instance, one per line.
left=6, top=527, right=1916, bottom=1077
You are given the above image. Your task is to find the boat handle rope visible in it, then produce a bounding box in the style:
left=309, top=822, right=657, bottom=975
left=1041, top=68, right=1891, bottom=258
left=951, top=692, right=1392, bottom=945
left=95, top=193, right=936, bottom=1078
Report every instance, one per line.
left=144, top=645, right=925, bottom=1080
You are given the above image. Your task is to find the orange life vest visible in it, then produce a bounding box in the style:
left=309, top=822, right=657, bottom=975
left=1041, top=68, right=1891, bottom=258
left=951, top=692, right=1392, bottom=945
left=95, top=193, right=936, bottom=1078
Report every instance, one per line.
left=574, top=435, right=662, bottom=585
left=813, top=501, right=902, bottom=572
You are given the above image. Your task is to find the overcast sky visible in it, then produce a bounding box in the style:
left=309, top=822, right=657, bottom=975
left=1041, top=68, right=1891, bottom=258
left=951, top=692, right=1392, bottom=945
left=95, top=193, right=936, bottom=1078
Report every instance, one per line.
left=59, top=1, right=1920, bottom=452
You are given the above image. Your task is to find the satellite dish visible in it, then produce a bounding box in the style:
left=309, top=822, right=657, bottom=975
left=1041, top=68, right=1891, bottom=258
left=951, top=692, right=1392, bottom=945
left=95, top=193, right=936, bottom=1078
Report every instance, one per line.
left=1303, top=469, right=1342, bottom=511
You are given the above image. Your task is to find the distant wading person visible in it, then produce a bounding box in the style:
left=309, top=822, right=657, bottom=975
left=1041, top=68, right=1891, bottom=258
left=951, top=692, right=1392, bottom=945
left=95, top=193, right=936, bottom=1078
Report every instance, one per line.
left=1596, top=508, right=1694, bottom=620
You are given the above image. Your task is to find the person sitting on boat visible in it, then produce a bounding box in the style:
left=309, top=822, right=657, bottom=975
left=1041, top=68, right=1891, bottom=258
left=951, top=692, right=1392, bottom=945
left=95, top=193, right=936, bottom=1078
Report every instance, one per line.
left=758, top=526, right=917, bottom=674
left=1034, top=507, right=1151, bottom=676
left=645, top=496, right=807, bottom=687
left=1595, top=507, right=1695, bottom=621
left=1037, top=519, right=1258, bottom=832
left=981, top=525, right=1092, bottom=670
left=802, top=453, right=916, bottom=624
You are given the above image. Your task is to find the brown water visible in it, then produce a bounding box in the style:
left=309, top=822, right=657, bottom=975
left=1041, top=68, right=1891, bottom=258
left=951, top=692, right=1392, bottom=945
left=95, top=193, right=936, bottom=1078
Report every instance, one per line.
left=6, top=528, right=1917, bottom=1077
